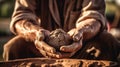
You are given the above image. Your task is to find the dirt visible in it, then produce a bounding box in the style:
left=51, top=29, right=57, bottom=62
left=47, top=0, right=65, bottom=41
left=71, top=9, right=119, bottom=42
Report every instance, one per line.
left=0, top=29, right=119, bottom=67
left=0, top=58, right=119, bottom=67
left=46, top=29, right=72, bottom=50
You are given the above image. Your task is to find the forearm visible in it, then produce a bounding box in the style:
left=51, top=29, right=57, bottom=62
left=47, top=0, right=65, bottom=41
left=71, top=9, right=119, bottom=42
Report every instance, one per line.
left=75, top=0, right=106, bottom=40
left=76, top=19, right=101, bottom=40
left=15, top=20, right=44, bottom=42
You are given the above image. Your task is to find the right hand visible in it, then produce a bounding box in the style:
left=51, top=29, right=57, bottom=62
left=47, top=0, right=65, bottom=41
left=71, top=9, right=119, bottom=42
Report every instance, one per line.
left=34, top=40, right=62, bottom=58
left=35, top=29, right=62, bottom=58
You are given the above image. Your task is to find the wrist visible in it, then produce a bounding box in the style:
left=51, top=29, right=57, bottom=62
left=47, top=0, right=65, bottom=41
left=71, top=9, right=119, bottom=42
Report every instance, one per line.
left=25, top=22, right=46, bottom=42
left=76, top=24, right=100, bottom=40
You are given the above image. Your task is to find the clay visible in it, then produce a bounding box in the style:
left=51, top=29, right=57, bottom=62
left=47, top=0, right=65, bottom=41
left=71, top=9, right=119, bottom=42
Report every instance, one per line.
left=0, top=58, right=119, bottom=67
left=45, top=29, right=72, bottom=50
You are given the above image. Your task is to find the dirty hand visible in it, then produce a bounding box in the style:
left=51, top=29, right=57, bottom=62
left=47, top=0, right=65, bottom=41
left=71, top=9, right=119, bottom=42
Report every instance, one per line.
left=35, top=40, right=62, bottom=58
left=59, top=28, right=83, bottom=58
left=34, top=29, right=62, bottom=58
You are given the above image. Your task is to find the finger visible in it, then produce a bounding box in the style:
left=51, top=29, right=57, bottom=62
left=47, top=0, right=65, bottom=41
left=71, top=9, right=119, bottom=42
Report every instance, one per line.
left=73, top=31, right=83, bottom=41
left=38, top=48, right=48, bottom=57
left=39, top=41, right=56, bottom=53
left=59, top=51, right=77, bottom=58
left=60, top=43, right=79, bottom=52
left=59, top=52, right=71, bottom=58
left=60, top=41, right=82, bottom=52
left=39, top=49, right=62, bottom=58
left=67, top=28, right=76, bottom=37
left=46, top=52, right=62, bottom=58
left=35, top=40, right=56, bottom=53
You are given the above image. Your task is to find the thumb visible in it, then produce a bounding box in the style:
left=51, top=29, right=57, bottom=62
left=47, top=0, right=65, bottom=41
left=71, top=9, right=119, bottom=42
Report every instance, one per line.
left=73, top=30, right=83, bottom=41
left=67, top=28, right=76, bottom=37
left=60, top=40, right=82, bottom=52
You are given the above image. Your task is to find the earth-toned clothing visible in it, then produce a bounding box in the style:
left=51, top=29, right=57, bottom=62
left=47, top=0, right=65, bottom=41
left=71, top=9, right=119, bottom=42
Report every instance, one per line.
left=10, top=0, right=106, bottom=33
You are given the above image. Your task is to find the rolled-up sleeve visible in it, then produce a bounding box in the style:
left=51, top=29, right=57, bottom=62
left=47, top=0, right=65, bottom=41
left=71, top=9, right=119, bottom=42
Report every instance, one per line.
left=10, top=0, right=40, bottom=34
left=76, top=0, right=106, bottom=31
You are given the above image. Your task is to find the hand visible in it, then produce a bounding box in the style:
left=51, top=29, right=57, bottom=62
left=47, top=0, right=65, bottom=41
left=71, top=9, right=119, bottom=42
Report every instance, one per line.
left=59, top=38, right=83, bottom=58
left=58, top=28, right=83, bottom=58
left=35, top=29, right=62, bottom=58
left=34, top=40, right=62, bottom=58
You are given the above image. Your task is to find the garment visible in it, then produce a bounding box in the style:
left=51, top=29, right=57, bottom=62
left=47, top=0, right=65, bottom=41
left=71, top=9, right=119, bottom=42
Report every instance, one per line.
left=3, top=0, right=120, bottom=61
left=10, top=0, right=106, bottom=33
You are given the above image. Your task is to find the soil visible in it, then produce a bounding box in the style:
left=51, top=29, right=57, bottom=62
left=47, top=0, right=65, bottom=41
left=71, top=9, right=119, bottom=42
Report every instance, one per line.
left=0, top=58, right=119, bottom=67
left=45, top=29, right=72, bottom=50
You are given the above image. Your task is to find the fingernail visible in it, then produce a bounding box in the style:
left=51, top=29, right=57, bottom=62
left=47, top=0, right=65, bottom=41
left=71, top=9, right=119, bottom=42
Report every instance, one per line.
left=60, top=47, right=65, bottom=51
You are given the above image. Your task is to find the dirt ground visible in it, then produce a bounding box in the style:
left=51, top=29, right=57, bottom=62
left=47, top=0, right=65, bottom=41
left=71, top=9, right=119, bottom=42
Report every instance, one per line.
left=0, top=58, right=119, bottom=67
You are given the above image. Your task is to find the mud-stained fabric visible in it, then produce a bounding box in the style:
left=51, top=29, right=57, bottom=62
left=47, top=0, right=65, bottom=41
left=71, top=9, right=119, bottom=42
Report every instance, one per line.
left=10, top=0, right=106, bottom=33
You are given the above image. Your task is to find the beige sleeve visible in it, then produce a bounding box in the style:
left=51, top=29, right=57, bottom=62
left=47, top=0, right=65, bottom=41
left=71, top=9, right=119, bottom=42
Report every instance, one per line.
left=76, top=0, right=107, bottom=31
left=10, top=0, right=40, bottom=34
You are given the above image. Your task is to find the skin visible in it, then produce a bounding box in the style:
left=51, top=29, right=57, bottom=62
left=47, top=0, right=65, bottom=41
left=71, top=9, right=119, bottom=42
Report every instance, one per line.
left=15, top=18, right=101, bottom=58
left=8, top=0, right=104, bottom=59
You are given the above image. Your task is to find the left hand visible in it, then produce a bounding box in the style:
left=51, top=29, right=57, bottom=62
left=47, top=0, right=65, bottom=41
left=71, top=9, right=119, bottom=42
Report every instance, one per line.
left=59, top=40, right=82, bottom=58
left=59, top=28, right=83, bottom=58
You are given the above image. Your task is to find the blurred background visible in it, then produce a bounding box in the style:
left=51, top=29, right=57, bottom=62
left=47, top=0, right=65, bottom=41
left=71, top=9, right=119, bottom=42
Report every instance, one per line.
left=0, top=0, right=120, bottom=61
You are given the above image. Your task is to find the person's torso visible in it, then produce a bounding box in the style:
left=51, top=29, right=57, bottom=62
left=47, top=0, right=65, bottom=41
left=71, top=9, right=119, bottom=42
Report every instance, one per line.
left=35, top=0, right=82, bottom=32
